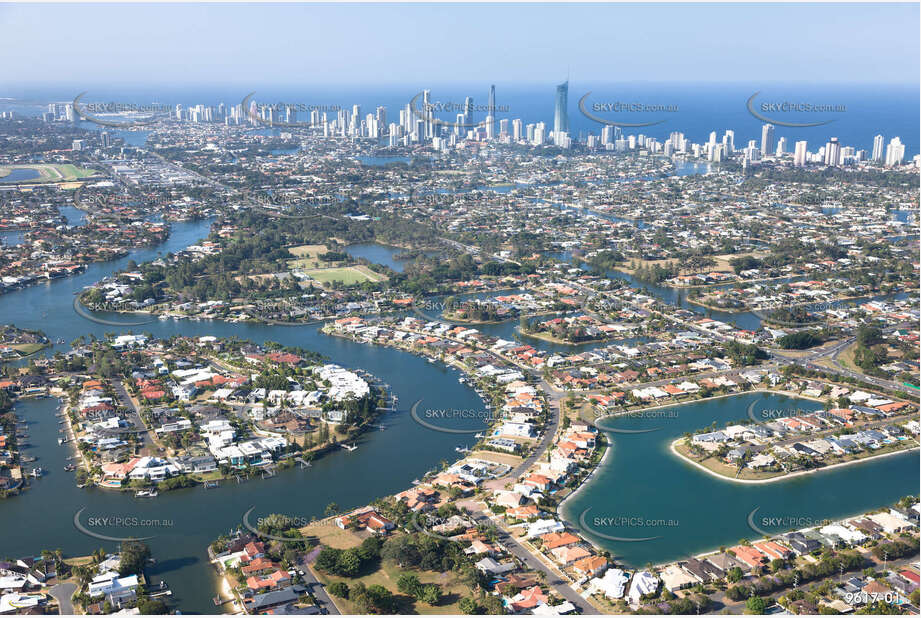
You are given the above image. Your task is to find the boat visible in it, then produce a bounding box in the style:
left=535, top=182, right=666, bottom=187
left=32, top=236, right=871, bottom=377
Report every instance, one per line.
left=455, top=446, right=470, bottom=453
left=340, top=443, right=358, bottom=452
left=64, top=464, right=77, bottom=471
left=135, top=489, right=158, bottom=498
left=474, top=432, right=484, bottom=438
left=57, top=438, right=64, bottom=445
left=158, top=314, right=169, bottom=321
left=31, top=468, right=43, bottom=478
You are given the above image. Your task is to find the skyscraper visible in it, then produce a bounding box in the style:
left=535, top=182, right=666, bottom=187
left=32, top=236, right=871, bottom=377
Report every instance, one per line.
left=486, top=84, right=496, bottom=138
left=824, top=138, right=841, bottom=166
left=794, top=140, right=808, bottom=166
left=885, top=137, right=905, bottom=166
left=553, top=81, right=569, bottom=137
left=872, top=134, right=885, bottom=162
left=760, top=123, right=775, bottom=157
left=463, top=97, right=474, bottom=128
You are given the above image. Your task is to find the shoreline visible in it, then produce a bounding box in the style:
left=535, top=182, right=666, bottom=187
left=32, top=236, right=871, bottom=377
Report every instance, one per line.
left=670, top=438, right=919, bottom=485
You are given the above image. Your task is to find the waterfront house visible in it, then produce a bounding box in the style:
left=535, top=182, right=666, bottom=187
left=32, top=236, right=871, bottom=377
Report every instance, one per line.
left=627, top=570, right=659, bottom=605
left=727, top=545, right=766, bottom=570
left=682, top=558, right=724, bottom=582
left=589, top=568, right=630, bottom=600
left=660, top=564, right=698, bottom=592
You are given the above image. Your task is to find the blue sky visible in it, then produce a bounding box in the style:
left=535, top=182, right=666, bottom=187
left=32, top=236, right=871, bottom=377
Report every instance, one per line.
left=1, top=3, right=918, bottom=86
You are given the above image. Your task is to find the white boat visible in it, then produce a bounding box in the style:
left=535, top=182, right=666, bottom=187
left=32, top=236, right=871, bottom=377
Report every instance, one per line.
left=158, top=314, right=169, bottom=321
left=57, top=438, right=64, bottom=445
left=474, top=432, right=484, bottom=438
left=31, top=468, right=43, bottom=478
left=340, top=444, right=358, bottom=452
left=135, top=489, right=158, bottom=498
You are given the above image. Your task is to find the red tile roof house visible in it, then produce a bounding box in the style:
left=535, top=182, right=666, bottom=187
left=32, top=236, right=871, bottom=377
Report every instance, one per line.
left=753, top=541, right=794, bottom=560
left=242, top=541, right=266, bottom=562
left=898, top=570, right=920, bottom=586
left=540, top=532, right=581, bottom=550
left=509, top=586, right=549, bottom=613
left=242, top=557, right=282, bottom=576
left=245, top=569, right=290, bottom=591
left=523, top=474, right=553, bottom=491
left=551, top=545, right=592, bottom=565
left=729, top=545, right=767, bottom=570
left=335, top=509, right=395, bottom=535
left=572, top=555, right=608, bottom=578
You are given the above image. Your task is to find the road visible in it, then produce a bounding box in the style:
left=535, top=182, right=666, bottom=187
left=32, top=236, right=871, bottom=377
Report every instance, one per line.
left=48, top=582, right=76, bottom=615
left=465, top=510, right=599, bottom=615
left=297, top=558, right=341, bottom=615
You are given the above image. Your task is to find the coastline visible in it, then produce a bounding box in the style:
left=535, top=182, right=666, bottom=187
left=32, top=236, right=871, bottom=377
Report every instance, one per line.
left=557, top=437, right=613, bottom=526
left=670, top=438, right=919, bottom=485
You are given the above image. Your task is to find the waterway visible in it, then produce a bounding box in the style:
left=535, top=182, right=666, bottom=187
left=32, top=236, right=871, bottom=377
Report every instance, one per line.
left=0, top=218, right=489, bottom=613
left=344, top=242, right=439, bottom=273
left=0, top=216, right=916, bottom=612
left=560, top=392, right=919, bottom=567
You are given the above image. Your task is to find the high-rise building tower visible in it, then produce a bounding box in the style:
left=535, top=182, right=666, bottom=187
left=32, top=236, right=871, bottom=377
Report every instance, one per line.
left=794, top=140, right=808, bottom=166
left=824, top=137, right=841, bottom=166
left=775, top=136, right=787, bottom=156
left=553, top=81, right=569, bottom=137
left=872, top=134, right=885, bottom=162
left=885, top=137, right=905, bottom=166
left=463, top=97, right=474, bottom=128
left=760, top=123, right=775, bottom=157
left=486, top=84, right=496, bottom=138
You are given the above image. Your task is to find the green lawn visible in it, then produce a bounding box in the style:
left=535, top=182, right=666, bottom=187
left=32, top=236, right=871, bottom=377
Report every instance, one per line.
left=305, top=266, right=386, bottom=285
left=0, top=164, right=98, bottom=183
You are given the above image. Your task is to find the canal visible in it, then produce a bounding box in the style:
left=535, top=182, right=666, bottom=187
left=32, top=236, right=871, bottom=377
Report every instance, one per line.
left=0, top=218, right=490, bottom=613
left=560, top=392, right=919, bottom=567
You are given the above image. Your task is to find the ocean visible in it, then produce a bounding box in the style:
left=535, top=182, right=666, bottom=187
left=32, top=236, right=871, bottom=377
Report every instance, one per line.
left=1, top=81, right=919, bottom=158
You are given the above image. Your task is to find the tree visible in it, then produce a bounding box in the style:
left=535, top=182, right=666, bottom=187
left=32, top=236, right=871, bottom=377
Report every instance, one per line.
left=118, top=540, right=151, bottom=576
left=419, top=584, right=443, bottom=606
left=136, top=597, right=168, bottom=614
left=459, top=597, right=479, bottom=614
left=381, top=536, right=421, bottom=568
left=327, top=582, right=349, bottom=599
left=397, top=573, right=423, bottom=598
left=335, top=548, right=362, bottom=577
left=745, top=595, right=768, bottom=614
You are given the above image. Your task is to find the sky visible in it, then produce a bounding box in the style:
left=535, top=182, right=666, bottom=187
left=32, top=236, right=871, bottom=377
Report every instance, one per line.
left=0, top=3, right=919, bottom=87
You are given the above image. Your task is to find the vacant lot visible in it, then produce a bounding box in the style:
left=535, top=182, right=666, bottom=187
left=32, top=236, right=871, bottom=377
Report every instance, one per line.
left=314, top=558, right=471, bottom=614
left=305, top=266, right=387, bottom=285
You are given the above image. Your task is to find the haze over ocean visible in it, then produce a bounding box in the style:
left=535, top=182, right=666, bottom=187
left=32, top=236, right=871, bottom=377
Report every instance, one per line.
left=2, top=82, right=918, bottom=158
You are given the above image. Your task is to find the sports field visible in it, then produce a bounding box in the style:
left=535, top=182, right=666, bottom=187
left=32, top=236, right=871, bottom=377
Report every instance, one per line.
left=0, top=164, right=99, bottom=183
left=304, top=265, right=387, bottom=285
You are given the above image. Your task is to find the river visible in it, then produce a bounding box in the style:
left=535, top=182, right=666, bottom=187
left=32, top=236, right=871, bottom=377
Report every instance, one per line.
left=0, top=218, right=490, bottom=613
left=1, top=216, right=916, bottom=613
